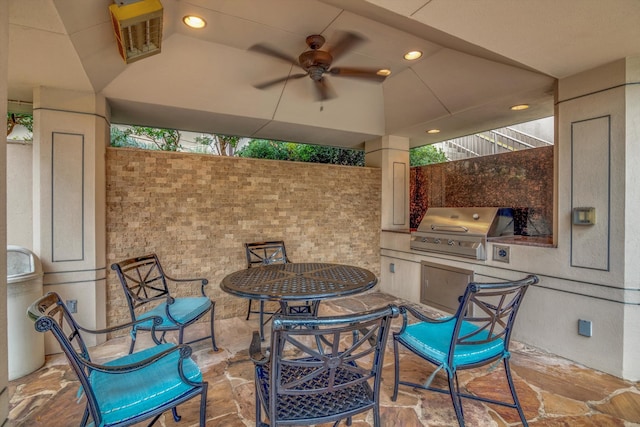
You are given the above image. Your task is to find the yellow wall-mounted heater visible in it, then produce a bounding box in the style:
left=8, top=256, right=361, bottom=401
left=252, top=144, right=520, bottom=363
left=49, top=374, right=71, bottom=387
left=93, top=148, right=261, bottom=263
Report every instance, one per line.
left=109, top=0, right=164, bottom=64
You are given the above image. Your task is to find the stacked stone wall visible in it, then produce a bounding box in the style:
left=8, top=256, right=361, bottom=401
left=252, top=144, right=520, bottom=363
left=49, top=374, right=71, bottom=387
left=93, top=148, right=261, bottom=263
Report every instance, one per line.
left=106, top=148, right=382, bottom=329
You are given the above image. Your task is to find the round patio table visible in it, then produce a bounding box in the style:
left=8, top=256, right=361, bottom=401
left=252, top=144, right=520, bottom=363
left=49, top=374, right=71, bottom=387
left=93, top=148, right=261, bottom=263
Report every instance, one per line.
left=221, top=262, right=378, bottom=338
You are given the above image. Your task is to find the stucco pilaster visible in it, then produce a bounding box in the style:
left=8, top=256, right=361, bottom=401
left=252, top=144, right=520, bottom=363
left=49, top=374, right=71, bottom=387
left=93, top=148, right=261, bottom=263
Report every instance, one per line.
left=32, top=87, right=108, bottom=352
left=365, top=135, right=410, bottom=231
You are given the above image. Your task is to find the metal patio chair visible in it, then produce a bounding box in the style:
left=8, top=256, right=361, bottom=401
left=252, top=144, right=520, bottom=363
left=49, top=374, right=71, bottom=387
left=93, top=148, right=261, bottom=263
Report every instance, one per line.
left=244, top=241, right=319, bottom=339
left=27, top=292, right=208, bottom=427
left=392, top=274, right=539, bottom=427
left=250, top=304, right=399, bottom=427
left=111, top=253, right=218, bottom=354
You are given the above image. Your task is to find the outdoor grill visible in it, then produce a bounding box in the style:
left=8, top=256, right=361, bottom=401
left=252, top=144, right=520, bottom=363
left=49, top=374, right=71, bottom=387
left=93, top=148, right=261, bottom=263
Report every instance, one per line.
left=411, top=207, right=514, bottom=260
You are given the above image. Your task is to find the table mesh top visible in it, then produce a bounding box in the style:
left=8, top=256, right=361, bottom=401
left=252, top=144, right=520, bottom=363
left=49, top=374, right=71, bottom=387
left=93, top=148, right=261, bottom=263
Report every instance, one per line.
left=221, top=263, right=377, bottom=300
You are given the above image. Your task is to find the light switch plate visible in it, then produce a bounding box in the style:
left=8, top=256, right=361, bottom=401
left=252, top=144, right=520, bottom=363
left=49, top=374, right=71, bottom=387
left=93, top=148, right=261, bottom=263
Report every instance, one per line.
left=492, top=245, right=510, bottom=263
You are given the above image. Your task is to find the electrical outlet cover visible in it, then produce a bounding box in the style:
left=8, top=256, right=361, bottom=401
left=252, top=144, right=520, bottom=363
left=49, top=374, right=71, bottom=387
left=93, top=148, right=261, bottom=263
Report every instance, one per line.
left=492, top=245, right=510, bottom=263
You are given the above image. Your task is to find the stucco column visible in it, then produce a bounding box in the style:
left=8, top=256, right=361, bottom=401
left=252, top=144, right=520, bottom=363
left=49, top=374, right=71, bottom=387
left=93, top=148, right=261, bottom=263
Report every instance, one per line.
left=365, top=136, right=410, bottom=231
left=1, top=0, right=9, bottom=421
left=556, top=56, right=640, bottom=379
left=32, top=87, right=108, bottom=352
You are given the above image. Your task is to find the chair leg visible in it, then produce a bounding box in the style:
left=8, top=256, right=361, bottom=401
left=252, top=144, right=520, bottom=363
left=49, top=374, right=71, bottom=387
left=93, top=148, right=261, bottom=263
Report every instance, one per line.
left=448, top=373, right=465, bottom=427
left=80, top=406, right=90, bottom=426
left=259, top=300, right=266, bottom=341
left=209, top=303, right=219, bottom=351
left=255, top=379, right=262, bottom=427
left=246, top=299, right=253, bottom=320
left=504, top=359, right=529, bottom=426
left=170, top=407, right=181, bottom=422
left=373, top=405, right=381, bottom=427
left=199, top=382, right=208, bottom=427
left=391, top=338, right=400, bottom=401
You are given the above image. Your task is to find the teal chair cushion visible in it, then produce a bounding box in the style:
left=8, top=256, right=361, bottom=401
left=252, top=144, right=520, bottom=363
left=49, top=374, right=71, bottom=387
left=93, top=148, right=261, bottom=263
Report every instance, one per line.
left=401, top=318, right=505, bottom=372
left=138, top=297, right=211, bottom=329
left=89, top=343, right=202, bottom=426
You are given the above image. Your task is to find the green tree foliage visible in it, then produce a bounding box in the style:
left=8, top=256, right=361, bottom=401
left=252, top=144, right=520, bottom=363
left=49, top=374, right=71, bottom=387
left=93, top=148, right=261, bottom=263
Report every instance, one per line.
left=409, top=145, right=448, bottom=166
left=195, top=134, right=241, bottom=156
left=129, top=126, right=182, bottom=151
left=6, top=113, right=33, bottom=138
left=293, top=144, right=365, bottom=166
left=236, top=139, right=365, bottom=166
left=107, top=123, right=434, bottom=169
left=110, top=127, right=146, bottom=148
left=110, top=126, right=181, bottom=150
left=235, top=139, right=294, bottom=161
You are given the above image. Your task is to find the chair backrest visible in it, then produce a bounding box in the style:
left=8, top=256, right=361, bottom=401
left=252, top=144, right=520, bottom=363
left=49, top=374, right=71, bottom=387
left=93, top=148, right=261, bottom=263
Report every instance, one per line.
left=111, top=253, right=170, bottom=313
left=27, top=292, right=103, bottom=425
left=266, top=305, right=399, bottom=421
left=244, top=241, right=289, bottom=268
left=449, top=274, right=538, bottom=363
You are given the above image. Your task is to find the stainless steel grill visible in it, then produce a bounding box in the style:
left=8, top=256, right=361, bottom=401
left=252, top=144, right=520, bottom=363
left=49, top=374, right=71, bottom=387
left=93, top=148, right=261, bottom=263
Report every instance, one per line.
left=411, top=207, right=513, bottom=260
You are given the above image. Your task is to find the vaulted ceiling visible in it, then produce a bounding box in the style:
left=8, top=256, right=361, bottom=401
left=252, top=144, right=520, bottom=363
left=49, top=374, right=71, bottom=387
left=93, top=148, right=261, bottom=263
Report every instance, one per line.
left=7, top=0, right=640, bottom=148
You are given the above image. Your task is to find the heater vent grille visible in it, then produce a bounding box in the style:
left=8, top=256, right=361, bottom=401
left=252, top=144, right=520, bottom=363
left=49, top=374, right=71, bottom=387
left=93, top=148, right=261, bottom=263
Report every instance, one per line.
left=109, top=0, right=163, bottom=64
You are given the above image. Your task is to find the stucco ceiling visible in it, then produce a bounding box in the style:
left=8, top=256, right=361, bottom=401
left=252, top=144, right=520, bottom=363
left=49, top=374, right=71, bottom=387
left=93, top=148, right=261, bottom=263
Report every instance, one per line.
left=7, top=0, right=640, bottom=149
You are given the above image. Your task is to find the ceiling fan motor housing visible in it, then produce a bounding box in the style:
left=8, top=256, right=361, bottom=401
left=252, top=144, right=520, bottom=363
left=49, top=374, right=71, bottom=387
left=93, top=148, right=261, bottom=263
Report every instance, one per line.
left=298, top=50, right=332, bottom=75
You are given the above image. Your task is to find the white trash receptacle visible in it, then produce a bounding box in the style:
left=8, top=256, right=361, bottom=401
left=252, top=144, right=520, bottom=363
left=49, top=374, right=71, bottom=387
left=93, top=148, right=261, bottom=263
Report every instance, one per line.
left=7, top=245, right=44, bottom=380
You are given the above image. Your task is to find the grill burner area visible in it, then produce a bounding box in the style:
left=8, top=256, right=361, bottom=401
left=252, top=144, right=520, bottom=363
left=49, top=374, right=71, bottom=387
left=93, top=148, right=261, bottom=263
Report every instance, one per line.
left=411, top=207, right=513, bottom=260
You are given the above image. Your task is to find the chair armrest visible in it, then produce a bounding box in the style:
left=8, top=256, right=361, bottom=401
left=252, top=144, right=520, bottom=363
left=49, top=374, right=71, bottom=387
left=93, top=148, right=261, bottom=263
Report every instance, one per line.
left=78, top=315, right=162, bottom=335
left=77, top=315, right=164, bottom=345
left=164, top=274, right=209, bottom=297
left=80, top=343, right=192, bottom=375
left=397, top=305, right=454, bottom=335
left=249, top=331, right=270, bottom=365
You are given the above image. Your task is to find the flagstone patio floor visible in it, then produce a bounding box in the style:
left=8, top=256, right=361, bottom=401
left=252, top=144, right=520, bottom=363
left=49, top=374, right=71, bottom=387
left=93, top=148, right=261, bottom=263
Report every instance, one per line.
left=8, top=292, right=640, bottom=426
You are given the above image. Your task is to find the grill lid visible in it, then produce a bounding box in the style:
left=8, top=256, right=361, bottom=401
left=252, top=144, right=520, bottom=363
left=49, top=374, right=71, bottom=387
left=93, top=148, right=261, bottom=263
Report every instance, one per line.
left=415, top=207, right=513, bottom=237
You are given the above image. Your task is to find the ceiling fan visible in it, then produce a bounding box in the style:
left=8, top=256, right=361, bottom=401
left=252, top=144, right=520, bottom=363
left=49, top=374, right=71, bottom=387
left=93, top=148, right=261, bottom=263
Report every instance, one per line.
left=249, top=31, right=388, bottom=101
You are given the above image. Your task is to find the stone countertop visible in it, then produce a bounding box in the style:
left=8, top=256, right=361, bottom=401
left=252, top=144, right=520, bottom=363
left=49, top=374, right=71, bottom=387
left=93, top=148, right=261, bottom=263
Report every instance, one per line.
left=489, top=235, right=554, bottom=247
left=383, top=229, right=555, bottom=247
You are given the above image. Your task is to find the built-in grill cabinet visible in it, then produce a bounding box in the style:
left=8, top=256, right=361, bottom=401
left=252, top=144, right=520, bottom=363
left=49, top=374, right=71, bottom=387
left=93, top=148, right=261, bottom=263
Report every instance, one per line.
left=411, top=207, right=513, bottom=260
left=420, top=261, right=473, bottom=313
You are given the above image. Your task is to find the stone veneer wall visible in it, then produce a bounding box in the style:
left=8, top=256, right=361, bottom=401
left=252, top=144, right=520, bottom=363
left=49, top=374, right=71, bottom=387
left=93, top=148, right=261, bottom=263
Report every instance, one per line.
left=410, top=146, right=554, bottom=235
left=106, top=147, right=382, bottom=329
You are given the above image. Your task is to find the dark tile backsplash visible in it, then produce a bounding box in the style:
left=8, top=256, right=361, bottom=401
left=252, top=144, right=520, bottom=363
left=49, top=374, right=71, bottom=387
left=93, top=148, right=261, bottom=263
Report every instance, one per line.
left=410, top=146, right=553, bottom=236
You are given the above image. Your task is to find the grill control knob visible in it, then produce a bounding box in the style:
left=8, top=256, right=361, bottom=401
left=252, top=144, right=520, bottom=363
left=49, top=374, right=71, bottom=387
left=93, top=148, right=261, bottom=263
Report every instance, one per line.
left=448, top=239, right=455, bottom=245
left=434, top=238, right=441, bottom=244
left=473, top=213, right=480, bottom=220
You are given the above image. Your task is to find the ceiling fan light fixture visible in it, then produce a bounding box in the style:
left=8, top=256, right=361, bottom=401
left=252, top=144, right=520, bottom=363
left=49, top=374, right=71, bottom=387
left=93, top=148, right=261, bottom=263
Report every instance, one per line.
left=510, top=104, right=530, bottom=111
left=183, top=15, right=206, bottom=29
left=376, top=69, right=391, bottom=76
left=426, top=129, right=440, bottom=134
left=109, top=0, right=164, bottom=64
left=404, top=50, right=422, bottom=60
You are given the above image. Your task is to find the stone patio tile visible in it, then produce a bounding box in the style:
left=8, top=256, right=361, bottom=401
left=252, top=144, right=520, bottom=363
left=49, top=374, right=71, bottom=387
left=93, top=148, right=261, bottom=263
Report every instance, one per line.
left=593, top=390, right=640, bottom=423
left=465, top=368, right=540, bottom=423
left=540, top=390, right=590, bottom=417
left=528, top=413, right=626, bottom=426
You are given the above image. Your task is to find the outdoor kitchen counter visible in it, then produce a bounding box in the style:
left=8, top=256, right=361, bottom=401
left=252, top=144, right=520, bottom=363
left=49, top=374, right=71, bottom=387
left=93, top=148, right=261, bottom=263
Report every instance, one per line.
left=382, top=228, right=555, bottom=247
left=488, top=235, right=554, bottom=247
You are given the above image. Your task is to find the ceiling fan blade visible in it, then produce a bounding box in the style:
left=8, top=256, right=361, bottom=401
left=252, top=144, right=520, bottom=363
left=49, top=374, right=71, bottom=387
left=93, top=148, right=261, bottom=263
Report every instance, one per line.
left=248, top=44, right=299, bottom=65
left=254, top=73, right=307, bottom=90
left=313, top=77, right=336, bottom=101
left=329, top=67, right=387, bottom=82
left=326, top=31, right=366, bottom=62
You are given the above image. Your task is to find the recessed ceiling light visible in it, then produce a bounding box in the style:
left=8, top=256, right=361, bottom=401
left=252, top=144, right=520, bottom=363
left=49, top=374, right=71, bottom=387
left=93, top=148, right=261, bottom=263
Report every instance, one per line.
left=426, top=129, right=440, bottom=134
left=404, top=50, right=423, bottom=60
left=183, top=15, right=206, bottom=29
left=510, top=104, right=530, bottom=111
left=376, top=69, right=391, bottom=76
